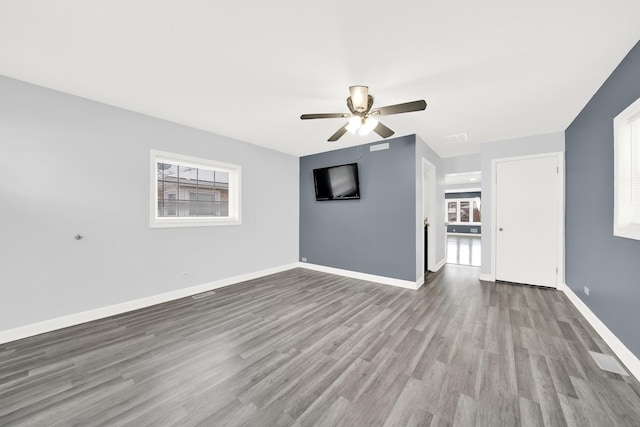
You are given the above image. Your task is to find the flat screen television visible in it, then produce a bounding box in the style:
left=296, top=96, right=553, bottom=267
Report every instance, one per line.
left=313, top=163, right=360, bottom=201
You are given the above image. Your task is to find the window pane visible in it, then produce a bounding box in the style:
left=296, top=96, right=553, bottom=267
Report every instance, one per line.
left=448, top=202, right=458, bottom=222
left=161, top=193, right=177, bottom=216
left=163, top=164, right=179, bottom=181
left=198, top=189, right=214, bottom=202
left=179, top=165, right=196, bottom=184
left=198, top=168, right=215, bottom=182
left=473, top=200, right=481, bottom=222
left=460, top=201, right=470, bottom=223
left=157, top=162, right=171, bottom=179
left=197, top=174, right=216, bottom=198
left=215, top=171, right=229, bottom=184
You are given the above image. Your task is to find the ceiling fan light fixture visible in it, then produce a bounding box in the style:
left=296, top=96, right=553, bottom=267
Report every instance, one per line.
left=300, top=85, right=427, bottom=142
left=359, top=116, right=378, bottom=136
left=346, top=116, right=361, bottom=134
left=349, top=85, right=369, bottom=112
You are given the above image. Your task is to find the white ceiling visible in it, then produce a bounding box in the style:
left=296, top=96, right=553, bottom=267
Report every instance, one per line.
left=0, top=1, right=638, bottom=158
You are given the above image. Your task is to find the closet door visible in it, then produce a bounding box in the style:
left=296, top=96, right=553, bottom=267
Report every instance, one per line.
left=495, top=155, right=560, bottom=288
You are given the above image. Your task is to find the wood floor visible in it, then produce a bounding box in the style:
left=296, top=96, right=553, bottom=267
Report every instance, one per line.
left=1, top=266, right=639, bottom=426
left=446, top=235, right=481, bottom=267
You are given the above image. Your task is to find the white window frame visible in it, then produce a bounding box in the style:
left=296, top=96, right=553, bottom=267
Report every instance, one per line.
left=150, top=150, right=241, bottom=228
left=446, top=198, right=481, bottom=225
left=614, top=97, right=640, bottom=240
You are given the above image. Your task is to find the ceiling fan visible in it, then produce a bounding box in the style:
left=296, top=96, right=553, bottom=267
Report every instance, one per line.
left=300, top=85, right=427, bottom=142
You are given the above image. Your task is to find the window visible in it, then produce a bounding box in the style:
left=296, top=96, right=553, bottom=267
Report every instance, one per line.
left=614, top=97, right=640, bottom=240
left=150, top=150, right=241, bottom=227
left=446, top=198, right=481, bottom=224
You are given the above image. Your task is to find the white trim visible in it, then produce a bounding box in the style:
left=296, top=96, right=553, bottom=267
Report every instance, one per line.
left=446, top=232, right=482, bottom=237
left=444, top=187, right=482, bottom=193
left=431, top=257, right=447, bottom=272
left=421, top=158, right=437, bottom=277
left=490, top=152, right=564, bottom=288
left=299, top=262, right=423, bottom=290
left=560, top=283, right=640, bottom=381
left=0, top=263, right=298, bottom=345
left=149, top=149, right=242, bottom=228
left=613, top=97, right=640, bottom=240
left=479, top=273, right=495, bottom=282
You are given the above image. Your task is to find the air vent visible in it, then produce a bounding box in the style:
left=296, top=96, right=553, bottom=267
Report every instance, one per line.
left=443, top=132, right=469, bottom=143
left=589, top=351, right=629, bottom=376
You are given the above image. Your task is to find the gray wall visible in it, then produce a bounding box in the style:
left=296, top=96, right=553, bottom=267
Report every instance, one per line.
left=0, top=75, right=299, bottom=331
left=480, top=132, right=565, bottom=275
left=299, top=135, right=417, bottom=282
left=565, top=41, right=640, bottom=357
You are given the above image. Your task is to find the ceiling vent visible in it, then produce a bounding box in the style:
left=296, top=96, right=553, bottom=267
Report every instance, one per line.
left=443, top=132, right=469, bottom=143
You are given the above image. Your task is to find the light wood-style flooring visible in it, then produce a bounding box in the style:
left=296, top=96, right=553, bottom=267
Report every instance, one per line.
left=1, top=265, right=639, bottom=426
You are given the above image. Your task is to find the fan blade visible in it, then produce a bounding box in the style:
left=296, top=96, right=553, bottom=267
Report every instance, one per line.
left=301, top=113, right=350, bottom=120
left=373, top=100, right=427, bottom=116
left=328, top=124, right=348, bottom=142
left=373, top=122, right=395, bottom=138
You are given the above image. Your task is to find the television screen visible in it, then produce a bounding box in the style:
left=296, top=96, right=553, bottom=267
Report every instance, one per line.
left=313, top=163, right=360, bottom=200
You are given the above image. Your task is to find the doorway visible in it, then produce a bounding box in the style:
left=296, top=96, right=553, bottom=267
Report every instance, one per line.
left=422, top=159, right=436, bottom=275
left=444, top=172, right=482, bottom=267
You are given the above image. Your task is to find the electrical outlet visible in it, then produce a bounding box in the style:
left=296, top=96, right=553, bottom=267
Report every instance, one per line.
left=584, top=286, right=590, bottom=296
left=180, top=272, right=190, bottom=279
left=301, top=257, right=307, bottom=262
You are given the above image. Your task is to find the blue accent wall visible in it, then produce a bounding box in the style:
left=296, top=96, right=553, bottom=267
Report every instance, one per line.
left=565, top=41, right=640, bottom=357
left=299, top=135, right=416, bottom=281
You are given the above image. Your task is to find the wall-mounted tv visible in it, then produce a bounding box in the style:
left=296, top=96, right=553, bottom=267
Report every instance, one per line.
left=313, top=163, right=360, bottom=201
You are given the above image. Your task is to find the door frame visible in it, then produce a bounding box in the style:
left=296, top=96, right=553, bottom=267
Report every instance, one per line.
left=490, top=152, right=564, bottom=287
left=422, top=158, right=437, bottom=274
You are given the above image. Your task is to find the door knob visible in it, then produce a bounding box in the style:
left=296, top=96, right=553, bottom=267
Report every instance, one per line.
left=499, top=227, right=504, bottom=231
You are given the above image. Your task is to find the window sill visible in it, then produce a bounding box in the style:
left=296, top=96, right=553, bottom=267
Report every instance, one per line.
left=614, top=224, right=640, bottom=241
left=150, top=217, right=241, bottom=228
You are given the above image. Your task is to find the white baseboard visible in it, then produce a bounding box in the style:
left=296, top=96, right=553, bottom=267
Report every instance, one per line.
left=298, top=262, right=422, bottom=290
left=479, top=273, right=494, bottom=281
left=0, top=263, right=299, bottom=345
left=560, top=283, right=640, bottom=382
left=431, top=258, right=447, bottom=272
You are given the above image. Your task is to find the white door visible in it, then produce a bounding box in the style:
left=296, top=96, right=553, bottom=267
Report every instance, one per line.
left=495, top=155, right=559, bottom=287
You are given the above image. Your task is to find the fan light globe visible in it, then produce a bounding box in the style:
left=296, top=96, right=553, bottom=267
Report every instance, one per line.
left=349, top=86, right=369, bottom=112
left=359, top=117, right=378, bottom=136
left=346, top=116, right=361, bottom=134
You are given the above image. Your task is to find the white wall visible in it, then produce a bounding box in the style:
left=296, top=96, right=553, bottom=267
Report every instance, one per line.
left=0, top=76, right=299, bottom=332
left=442, top=153, right=481, bottom=174
left=480, top=132, right=565, bottom=276
left=416, top=136, right=446, bottom=280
